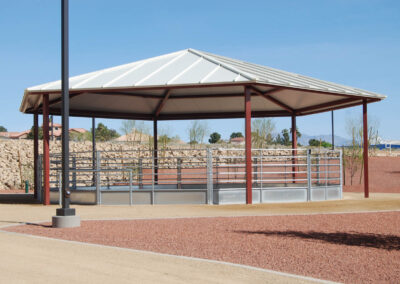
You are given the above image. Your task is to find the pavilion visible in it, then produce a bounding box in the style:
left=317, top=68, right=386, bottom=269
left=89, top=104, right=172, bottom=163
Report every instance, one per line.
left=19, top=48, right=386, bottom=205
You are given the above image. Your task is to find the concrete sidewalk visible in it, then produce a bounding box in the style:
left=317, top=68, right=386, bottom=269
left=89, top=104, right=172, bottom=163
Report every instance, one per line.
left=0, top=192, right=399, bottom=283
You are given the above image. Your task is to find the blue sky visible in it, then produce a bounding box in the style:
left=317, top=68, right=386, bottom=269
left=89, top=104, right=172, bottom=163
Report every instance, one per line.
left=0, top=0, right=399, bottom=141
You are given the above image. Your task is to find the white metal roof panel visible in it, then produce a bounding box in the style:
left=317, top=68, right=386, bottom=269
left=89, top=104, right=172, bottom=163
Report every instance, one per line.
left=20, top=48, right=385, bottom=116
left=24, top=48, right=385, bottom=99
left=138, top=52, right=199, bottom=86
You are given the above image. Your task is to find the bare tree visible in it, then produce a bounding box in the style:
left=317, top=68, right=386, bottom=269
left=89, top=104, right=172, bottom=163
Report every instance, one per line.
left=159, top=126, right=172, bottom=153
left=344, top=115, right=380, bottom=185
left=188, top=121, right=209, bottom=147
left=120, top=120, right=137, bottom=145
left=251, top=118, right=276, bottom=148
left=344, top=117, right=362, bottom=185
left=135, top=121, right=149, bottom=145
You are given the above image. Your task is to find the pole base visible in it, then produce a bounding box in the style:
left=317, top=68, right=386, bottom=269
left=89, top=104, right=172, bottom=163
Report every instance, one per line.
left=56, top=207, right=76, bottom=216
left=52, top=215, right=80, bottom=228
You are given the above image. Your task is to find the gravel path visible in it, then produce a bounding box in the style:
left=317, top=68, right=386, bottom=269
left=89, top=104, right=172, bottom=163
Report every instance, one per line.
left=5, top=211, right=400, bottom=283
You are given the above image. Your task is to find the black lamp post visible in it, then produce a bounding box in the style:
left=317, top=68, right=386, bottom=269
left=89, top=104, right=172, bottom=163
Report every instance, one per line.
left=56, top=0, right=75, bottom=217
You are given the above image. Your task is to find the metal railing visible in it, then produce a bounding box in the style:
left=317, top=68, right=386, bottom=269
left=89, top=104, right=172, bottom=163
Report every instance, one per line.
left=40, top=147, right=342, bottom=204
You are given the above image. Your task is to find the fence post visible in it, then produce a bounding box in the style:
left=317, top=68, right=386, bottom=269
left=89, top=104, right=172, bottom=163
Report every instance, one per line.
left=177, top=158, right=182, bottom=189
left=96, top=151, right=101, bottom=205
left=59, top=172, right=62, bottom=206
left=339, top=149, right=343, bottom=199
left=206, top=148, right=213, bottom=205
left=138, top=158, right=143, bottom=189
left=316, top=152, right=320, bottom=185
left=260, top=153, right=263, bottom=203
left=254, top=157, right=258, bottom=186
left=72, top=155, right=77, bottom=190
left=92, top=151, right=96, bottom=186
left=129, top=170, right=133, bottom=206
left=38, top=155, right=43, bottom=202
left=151, top=152, right=155, bottom=205
left=307, top=149, right=311, bottom=201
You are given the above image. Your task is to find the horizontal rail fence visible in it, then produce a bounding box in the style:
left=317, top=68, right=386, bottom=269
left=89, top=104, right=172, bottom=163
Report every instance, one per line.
left=44, top=147, right=342, bottom=204
left=213, top=148, right=309, bottom=186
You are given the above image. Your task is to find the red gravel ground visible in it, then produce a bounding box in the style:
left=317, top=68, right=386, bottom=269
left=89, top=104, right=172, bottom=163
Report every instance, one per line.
left=5, top=211, right=400, bottom=283
left=344, top=156, right=400, bottom=193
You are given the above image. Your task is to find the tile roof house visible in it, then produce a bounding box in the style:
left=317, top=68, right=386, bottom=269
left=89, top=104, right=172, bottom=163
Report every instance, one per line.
left=0, top=123, right=88, bottom=140
left=230, top=137, right=245, bottom=145
left=0, top=130, right=30, bottom=139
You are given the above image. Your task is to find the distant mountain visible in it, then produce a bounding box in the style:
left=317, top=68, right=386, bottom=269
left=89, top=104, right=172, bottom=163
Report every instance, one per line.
left=298, top=134, right=351, bottom=147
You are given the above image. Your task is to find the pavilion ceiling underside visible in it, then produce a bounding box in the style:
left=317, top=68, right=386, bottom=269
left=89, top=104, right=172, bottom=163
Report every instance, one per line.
left=25, top=84, right=366, bottom=120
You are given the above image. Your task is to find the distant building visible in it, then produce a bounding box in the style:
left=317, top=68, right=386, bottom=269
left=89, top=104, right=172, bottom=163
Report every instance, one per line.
left=69, top=128, right=88, bottom=134
left=230, top=137, right=245, bottom=145
left=0, top=122, right=88, bottom=140
left=0, top=130, right=30, bottom=139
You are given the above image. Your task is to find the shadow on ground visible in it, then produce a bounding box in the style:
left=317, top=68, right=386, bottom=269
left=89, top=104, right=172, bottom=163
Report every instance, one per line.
left=236, top=230, right=400, bottom=251
left=0, top=221, right=51, bottom=228
left=0, top=194, right=40, bottom=204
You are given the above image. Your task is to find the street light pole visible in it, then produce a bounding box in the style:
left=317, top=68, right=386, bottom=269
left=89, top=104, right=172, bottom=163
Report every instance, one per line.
left=53, top=0, right=80, bottom=227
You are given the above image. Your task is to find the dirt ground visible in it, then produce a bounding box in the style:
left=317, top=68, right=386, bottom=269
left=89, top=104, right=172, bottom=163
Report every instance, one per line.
left=6, top=212, right=400, bottom=283
left=1, top=193, right=400, bottom=283
left=344, top=156, right=400, bottom=193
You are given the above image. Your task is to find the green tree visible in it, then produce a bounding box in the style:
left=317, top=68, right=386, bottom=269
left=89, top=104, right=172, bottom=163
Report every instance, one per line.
left=230, top=132, right=243, bottom=139
left=27, top=126, right=43, bottom=139
left=281, top=129, right=291, bottom=146
left=95, top=123, right=120, bottom=141
left=208, top=132, right=221, bottom=144
left=309, top=138, right=332, bottom=148
left=70, top=131, right=92, bottom=142
left=0, top=126, right=7, bottom=132
left=290, top=126, right=302, bottom=139
left=274, top=134, right=283, bottom=145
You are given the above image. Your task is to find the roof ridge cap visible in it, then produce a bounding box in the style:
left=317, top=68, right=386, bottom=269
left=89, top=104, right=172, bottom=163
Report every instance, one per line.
left=187, top=49, right=257, bottom=81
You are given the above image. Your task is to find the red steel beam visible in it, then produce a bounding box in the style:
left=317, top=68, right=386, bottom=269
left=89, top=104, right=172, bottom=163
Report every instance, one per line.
left=250, top=87, right=294, bottom=113
left=154, top=90, right=171, bottom=117
left=26, top=81, right=383, bottom=102
left=253, top=82, right=382, bottom=100
left=297, top=100, right=365, bottom=116
left=291, top=115, right=297, bottom=183
left=245, top=87, right=252, bottom=204
left=37, top=108, right=290, bottom=121
left=30, top=100, right=369, bottom=120
left=33, top=112, right=39, bottom=199
left=363, top=100, right=369, bottom=198
left=296, top=98, right=356, bottom=114
left=169, top=93, right=259, bottom=99
left=42, top=94, right=50, bottom=205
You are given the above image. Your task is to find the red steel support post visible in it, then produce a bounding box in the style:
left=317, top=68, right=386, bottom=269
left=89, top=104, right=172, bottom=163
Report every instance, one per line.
left=291, top=115, right=297, bottom=183
left=363, top=100, right=369, bottom=198
left=153, top=119, right=158, bottom=184
left=43, top=94, right=50, bottom=205
left=33, top=112, right=39, bottom=199
left=245, top=87, right=252, bottom=204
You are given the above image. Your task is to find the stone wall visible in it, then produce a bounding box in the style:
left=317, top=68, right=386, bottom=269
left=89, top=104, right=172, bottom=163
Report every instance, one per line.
left=0, top=139, right=213, bottom=190
left=0, top=139, right=148, bottom=190
left=0, top=139, right=368, bottom=190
